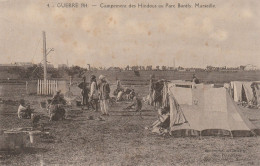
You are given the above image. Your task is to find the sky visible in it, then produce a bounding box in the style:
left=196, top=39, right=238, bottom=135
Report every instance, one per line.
left=0, top=0, right=259, bottom=68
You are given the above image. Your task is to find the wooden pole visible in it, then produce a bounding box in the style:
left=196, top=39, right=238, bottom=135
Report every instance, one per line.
left=50, top=80, right=53, bottom=95
left=55, top=80, right=58, bottom=92
left=39, top=80, right=41, bottom=95
left=47, top=80, right=49, bottom=95
left=37, top=80, right=39, bottom=95
left=43, top=31, right=47, bottom=95
left=26, top=81, right=28, bottom=94
left=40, top=80, right=43, bottom=95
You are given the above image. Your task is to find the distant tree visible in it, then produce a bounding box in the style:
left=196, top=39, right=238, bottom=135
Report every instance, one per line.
left=239, top=65, right=246, bottom=70
left=162, top=66, right=167, bottom=70
left=28, top=65, right=44, bottom=79
left=48, top=68, right=61, bottom=78
left=65, top=66, right=87, bottom=78
left=8, top=66, right=26, bottom=79
left=146, top=66, right=152, bottom=70
left=178, top=66, right=184, bottom=70
left=8, top=65, right=44, bottom=79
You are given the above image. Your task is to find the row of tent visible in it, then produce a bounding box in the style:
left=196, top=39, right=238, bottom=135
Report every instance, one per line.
left=150, top=81, right=260, bottom=137
left=225, top=81, right=260, bottom=106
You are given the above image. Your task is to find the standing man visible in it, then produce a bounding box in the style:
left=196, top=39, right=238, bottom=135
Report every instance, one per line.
left=98, top=75, right=110, bottom=116
left=89, top=75, right=99, bottom=112
left=192, top=74, right=200, bottom=84
left=78, top=76, right=89, bottom=109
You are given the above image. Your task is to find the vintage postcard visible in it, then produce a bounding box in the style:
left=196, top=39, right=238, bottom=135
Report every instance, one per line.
left=0, top=0, right=260, bottom=165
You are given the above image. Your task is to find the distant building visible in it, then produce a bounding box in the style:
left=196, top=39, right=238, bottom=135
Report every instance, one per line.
left=0, top=64, right=16, bottom=70
left=14, top=62, right=34, bottom=68
left=107, top=67, right=121, bottom=71
left=244, top=64, right=257, bottom=71
left=0, top=64, right=16, bottom=67
left=0, top=62, right=34, bottom=70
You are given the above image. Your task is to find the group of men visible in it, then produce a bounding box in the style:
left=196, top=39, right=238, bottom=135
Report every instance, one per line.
left=17, top=90, right=67, bottom=121
left=17, top=74, right=111, bottom=122
left=115, top=87, right=135, bottom=102
left=113, top=81, right=143, bottom=113
left=79, top=74, right=110, bottom=116
left=148, top=74, right=200, bottom=107
left=18, top=73, right=198, bottom=121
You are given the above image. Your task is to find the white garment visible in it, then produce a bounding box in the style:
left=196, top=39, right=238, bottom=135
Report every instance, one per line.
left=117, top=91, right=124, bottom=101
left=100, top=99, right=109, bottom=114
left=90, top=82, right=99, bottom=99
left=18, top=104, right=27, bottom=118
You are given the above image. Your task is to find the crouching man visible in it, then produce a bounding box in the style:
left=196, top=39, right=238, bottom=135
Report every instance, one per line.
left=48, top=104, right=65, bottom=121
left=48, top=90, right=66, bottom=121
left=18, top=99, right=33, bottom=119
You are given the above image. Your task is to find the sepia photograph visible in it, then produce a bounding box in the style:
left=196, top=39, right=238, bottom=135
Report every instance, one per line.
left=0, top=0, right=260, bottom=165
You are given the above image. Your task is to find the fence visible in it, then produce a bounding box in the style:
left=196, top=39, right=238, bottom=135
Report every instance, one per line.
left=37, top=80, right=58, bottom=95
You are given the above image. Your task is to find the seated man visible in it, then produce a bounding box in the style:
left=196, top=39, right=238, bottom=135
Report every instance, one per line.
left=125, top=95, right=142, bottom=112
left=116, top=90, right=124, bottom=102
left=124, top=87, right=132, bottom=100
left=48, top=104, right=65, bottom=121
left=18, top=99, right=32, bottom=119
left=48, top=90, right=66, bottom=121
left=129, top=89, right=136, bottom=100
left=149, top=106, right=170, bottom=132
left=124, top=87, right=131, bottom=94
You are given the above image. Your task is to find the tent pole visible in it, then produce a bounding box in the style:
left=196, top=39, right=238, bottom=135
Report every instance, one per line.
left=230, top=131, right=234, bottom=138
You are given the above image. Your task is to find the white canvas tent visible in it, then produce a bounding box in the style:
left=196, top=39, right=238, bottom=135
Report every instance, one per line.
left=167, top=83, right=214, bottom=105
left=230, top=81, right=256, bottom=103
left=231, top=81, right=243, bottom=102
left=253, top=82, right=260, bottom=105
left=152, top=83, right=259, bottom=137
left=242, top=82, right=254, bottom=102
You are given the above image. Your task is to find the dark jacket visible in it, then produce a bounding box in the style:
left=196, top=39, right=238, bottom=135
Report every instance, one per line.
left=98, top=81, right=110, bottom=100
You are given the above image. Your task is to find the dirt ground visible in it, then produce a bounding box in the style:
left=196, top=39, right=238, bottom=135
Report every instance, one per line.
left=1, top=85, right=260, bottom=166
